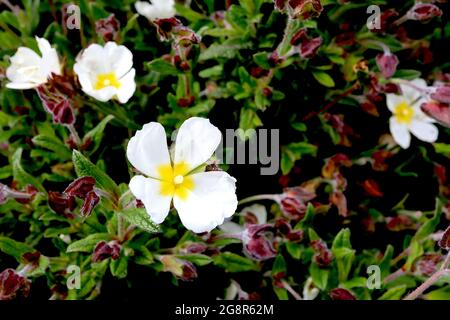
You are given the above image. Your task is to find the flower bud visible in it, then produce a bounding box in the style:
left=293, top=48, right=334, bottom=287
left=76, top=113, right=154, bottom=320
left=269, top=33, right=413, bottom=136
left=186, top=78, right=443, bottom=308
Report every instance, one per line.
left=311, top=240, right=333, bottom=267
left=290, top=0, right=323, bottom=20
left=279, top=187, right=315, bottom=221
left=421, top=101, right=450, bottom=128
left=376, top=52, right=399, bottom=78
left=407, top=4, right=443, bottom=22
left=36, top=86, right=75, bottom=126
left=159, top=255, right=198, bottom=281
left=329, top=288, right=356, bottom=300
left=95, top=14, right=120, bottom=42
left=92, top=241, right=121, bottom=263
left=0, top=269, right=31, bottom=300
left=414, top=254, right=443, bottom=276
left=431, top=85, right=450, bottom=104
left=243, top=224, right=277, bottom=261
left=48, top=191, right=76, bottom=219
left=80, top=191, right=100, bottom=217
left=180, top=243, right=208, bottom=254
left=439, top=226, right=450, bottom=250
left=64, top=176, right=96, bottom=198
left=386, top=215, right=416, bottom=232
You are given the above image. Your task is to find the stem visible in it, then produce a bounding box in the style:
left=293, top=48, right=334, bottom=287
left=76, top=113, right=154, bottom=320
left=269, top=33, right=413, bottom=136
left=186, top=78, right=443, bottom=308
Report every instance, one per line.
left=1, top=0, right=20, bottom=14
left=238, top=194, right=280, bottom=206
left=403, top=269, right=450, bottom=300
left=277, top=16, right=296, bottom=57
left=281, top=280, right=302, bottom=300
left=393, top=14, right=410, bottom=27
left=67, top=124, right=81, bottom=146
left=439, top=251, right=450, bottom=272
left=117, top=214, right=125, bottom=242
left=384, top=268, right=406, bottom=284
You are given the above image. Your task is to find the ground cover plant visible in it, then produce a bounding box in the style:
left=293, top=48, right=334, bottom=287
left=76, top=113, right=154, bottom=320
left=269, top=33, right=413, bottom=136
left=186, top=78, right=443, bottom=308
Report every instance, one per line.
left=0, top=0, right=449, bottom=301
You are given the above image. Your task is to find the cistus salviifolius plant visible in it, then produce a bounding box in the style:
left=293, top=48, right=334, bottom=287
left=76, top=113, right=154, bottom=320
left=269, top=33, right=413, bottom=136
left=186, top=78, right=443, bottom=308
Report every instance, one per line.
left=0, top=0, right=449, bottom=301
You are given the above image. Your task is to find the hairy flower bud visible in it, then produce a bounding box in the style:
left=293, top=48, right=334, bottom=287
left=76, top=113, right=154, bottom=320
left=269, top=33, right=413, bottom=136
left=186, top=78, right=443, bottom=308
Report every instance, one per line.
left=64, top=176, right=96, bottom=198
left=92, top=241, right=121, bottom=263
left=279, top=187, right=315, bottom=221
left=431, top=85, right=450, bottom=104
left=311, top=240, right=333, bottom=267
left=243, top=224, right=277, bottom=261
left=159, top=255, right=198, bottom=281
left=421, top=101, right=450, bottom=128
left=48, top=191, right=76, bottom=219
left=80, top=191, right=100, bottom=217
left=95, top=14, right=120, bottom=42
left=290, top=0, right=323, bottom=20
left=439, top=226, right=450, bottom=250
left=376, top=52, right=399, bottom=78
left=0, top=269, right=31, bottom=300
left=36, top=86, right=75, bottom=126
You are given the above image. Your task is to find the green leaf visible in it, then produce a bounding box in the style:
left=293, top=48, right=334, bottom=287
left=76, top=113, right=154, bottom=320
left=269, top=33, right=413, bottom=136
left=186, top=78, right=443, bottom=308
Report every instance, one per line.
left=110, top=255, right=128, bottom=279
left=199, top=65, right=223, bottom=78
left=412, top=199, right=442, bottom=242
left=66, top=233, right=112, bottom=253
left=32, top=134, right=72, bottom=160
left=177, top=254, right=213, bottom=266
left=12, top=148, right=45, bottom=193
left=0, top=237, right=33, bottom=262
left=174, top=4, right=205, bottom=22
left=72, top=150, right=120, bottom=197
left=378, top=285, right=407, bottom=300
left=434, top=143, right=450, bottom=156
left=393, top=69, right=422, bottom=80
left=332, top=228, right=355, bottom=283
left=146, top=58, right=179, bottom=76
left=309, top=262, right=329, bottom=290
left=379, top=245, right=394, bottom=278
left=312, top=70, right=335, bottom=88
left=83, top=115, right=115, bottom=154
left=253, top=52, right=271, bottom=69
left=213, top=252, right=259, bottom=272
left=119, top=208, right=160, bottom=233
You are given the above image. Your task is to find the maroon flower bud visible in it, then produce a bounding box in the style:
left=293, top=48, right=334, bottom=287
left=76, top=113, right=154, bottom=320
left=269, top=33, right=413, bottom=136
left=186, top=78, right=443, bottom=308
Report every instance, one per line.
left=48, top=191, right=76, bottom=219
left=290, top=29, right=308, bottom=46
left=180, top=243, right=208, bottom=254
left=95, top=14, right=120, bottom=42
left=80, top=191, right=100, bottom=217
left=274, top=0, right=287, bottom=11
left=92, top=241, right=121, bottom=263
left=415, top=254, right=443, bottom=276
left=372, top=150, right=393, bottom=171
left=329, top=288, right=356, bottom=300
left=311, top=240, right=333, bottom=267
left=262, top=87, right=273, bottom=98
left=159, top=255, right=198, bottom=281
left=335, top=32, right=356, bottom=47
left=36, top=86, right=75, bottom=126
left=386, top=215, right=416, bottom=232
left=361, top=179, right=383, bottom=198
left=289, top=0, right=323, bottom=20
left=275, top=218, right=304, bottom=242
left=154, top=18, right=182, bottom=41
left=22, top=251, right=41, bottom=265
left=299, top=36, right=322, bottom=58
left=268, top=51, right=284, bottom=67
left=250, top=67, right=270, bottom=78
left=14, top=185, right=38, bottom=204
left=0, top=269, right=31, bottom=300
left=421, top=101, right=450, bottom=128
left=64, top=177, right=96, bottom=199
left=431, top=85, right=450, bottom=104
left=439, top=226, right=450, bottom=250
left=243, top=224, right=277, bottom=261
left=279, top=187, right=315, bottom=221
left=177, top=96, right=196, bottom=107
left=407, top=4, right=443, bottom=22
left=373, top=9, right=399, bottom=33
left=376, top=52, right=399, bottom=78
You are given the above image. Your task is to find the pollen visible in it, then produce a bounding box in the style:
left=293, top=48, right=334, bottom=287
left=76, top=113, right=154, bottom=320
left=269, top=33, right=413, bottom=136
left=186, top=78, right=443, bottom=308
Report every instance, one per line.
left=157, top=162, right=194, bottom=201
left=94, top=73, right=121, bottom=90
left=394, top=101, right=414, bottom=124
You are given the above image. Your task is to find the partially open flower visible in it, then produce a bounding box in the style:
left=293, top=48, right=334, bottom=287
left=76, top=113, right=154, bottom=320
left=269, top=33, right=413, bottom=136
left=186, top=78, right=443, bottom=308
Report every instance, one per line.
left=439, top=226, right=450, bottom=250
left=127, top=117, right=238, bottom=233
left=430, top=85, right=450, bottom=104
left=243, top=224, right=277, bottom=261
left=36, top=86, right=75, bottom=126
left=74, top=42, right=136, bottom=103
left=135, top=0, right=176, bottom=21
left=279, top=187, right=315, bottom=221
left=386, top=79, right=439, bottom=149
left=6, top=37, right=61, bottom=90
left=95, top=14, right=120, bottom=42
left=421, top=101, right=450, bottom=128
left=48, top=191, right=76, bottom=219
left=159, top=255, right=198, bottom=281
left=311, top=240, right=333, bottom=267
left=64, top=176, right=96, bottom=198
left=80, top=191, right=100, bottom=217
left=0, top=269, right=31, bottom=300
left=406, top=3, right=443, bottom=22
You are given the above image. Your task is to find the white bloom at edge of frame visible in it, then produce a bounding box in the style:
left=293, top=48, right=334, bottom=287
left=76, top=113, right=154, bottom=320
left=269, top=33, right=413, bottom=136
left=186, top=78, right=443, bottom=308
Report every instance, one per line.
left=73, top=42, right=136, bottom=104
left=135, top=0, right=176, bottom=21
left=386, top=78, right=439, bottom=149
left=6, top=37, right=61, bottom=89
left=126, top=117, right=238, bottom=234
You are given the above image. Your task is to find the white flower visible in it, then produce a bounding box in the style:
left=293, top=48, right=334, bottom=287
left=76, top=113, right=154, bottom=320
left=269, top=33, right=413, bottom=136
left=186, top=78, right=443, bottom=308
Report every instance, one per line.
left=135, top=0, right=176, bottom=21
left=127, top=117, right=238, bottom=233
left=6, top=37, right=61, bottom=89
left=386, top=78, right=439, bottom=149
left=73, top=42, right=136, bottom=103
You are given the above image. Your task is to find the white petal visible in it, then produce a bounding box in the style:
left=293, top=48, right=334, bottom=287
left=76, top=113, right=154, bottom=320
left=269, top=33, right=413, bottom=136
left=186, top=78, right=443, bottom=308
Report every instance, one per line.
left=126, top=122, right=171, bottom=178
left=116, top=68, right=136, bottom=103
left=410, top=120, right=439, bottom=143
left=6, top=47, right=43, bottom=86
left=399, top=78, right=427, bottom=103
left=173, top=171, right=237, bottom=233
left=174, top=117, right=222, bottom=172
left=86, top=86, right=117, bottom=102
left=135, top=0, right=175, bottom=20
left=36, top=37, right=61, bottom=76
left=6, top=82, right=39, bottom=90
left=129, top=175, right=171, bottom=224
left=386, top=94, right=404, bottom=113
left=104, top=42, right=133, bottom=78
left=241, top=204, right=267, bottom=224
left=390, top=117, right=411, bottom=149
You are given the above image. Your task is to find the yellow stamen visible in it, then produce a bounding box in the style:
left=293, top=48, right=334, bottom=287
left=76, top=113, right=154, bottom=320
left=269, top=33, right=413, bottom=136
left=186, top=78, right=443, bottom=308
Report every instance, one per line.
left=394, top=101, right=414, bottom=124
left=157, top=162, right=194, bottom=201
left=94, top=73, right=121, bottom=90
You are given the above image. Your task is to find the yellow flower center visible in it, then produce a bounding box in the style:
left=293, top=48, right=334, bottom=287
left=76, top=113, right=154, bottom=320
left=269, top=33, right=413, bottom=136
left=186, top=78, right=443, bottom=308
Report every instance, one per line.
left=394, top=101, right=414, bottom=124
left=157, top=162, right=194, bottom=201
left=94, top=73, right=121, bottom=90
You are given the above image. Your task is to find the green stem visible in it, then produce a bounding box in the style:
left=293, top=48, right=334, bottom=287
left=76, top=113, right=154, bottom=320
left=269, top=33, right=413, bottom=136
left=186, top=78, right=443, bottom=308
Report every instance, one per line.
left=238, top=194, right=280, bottom=206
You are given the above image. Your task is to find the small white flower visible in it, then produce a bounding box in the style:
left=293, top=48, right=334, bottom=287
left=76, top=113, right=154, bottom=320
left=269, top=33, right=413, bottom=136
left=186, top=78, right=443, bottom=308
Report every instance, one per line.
left=386, top=78, right=439, bottom=149
left=73, top=42, right=136, bottom=103
left=6, top=37, right=61, bottom=89
left=135, top=0, right=176, bottom=21
left=127, top=117, right=238, bottom=233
